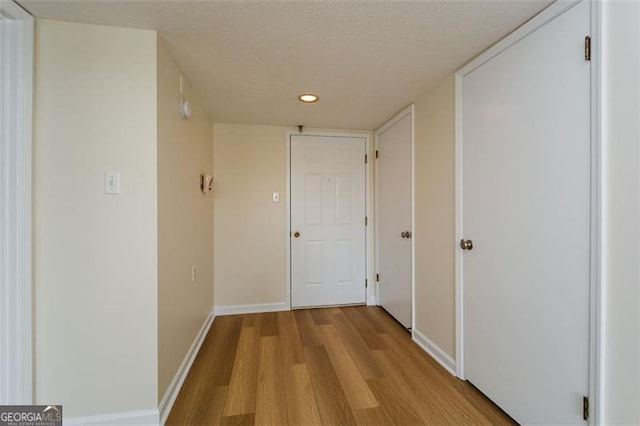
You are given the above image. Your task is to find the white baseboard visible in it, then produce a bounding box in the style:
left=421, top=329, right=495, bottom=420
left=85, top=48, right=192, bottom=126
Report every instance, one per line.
left=214, top=302, right=289, bottom=316
left=159, top=309, right=216, bottom=425
left=63, top=311, right=216, bottom=426
left=64, top=409, right=159, bottom=425
left=412, top=328, right=457, bottom=377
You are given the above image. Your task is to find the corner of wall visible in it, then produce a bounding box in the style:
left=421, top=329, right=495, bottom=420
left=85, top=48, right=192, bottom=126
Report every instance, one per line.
left=412, top=75, right=457, bottom=360
left=156, top=37, right=215, bottom=405
left=33, top=19, right=159, bottom=418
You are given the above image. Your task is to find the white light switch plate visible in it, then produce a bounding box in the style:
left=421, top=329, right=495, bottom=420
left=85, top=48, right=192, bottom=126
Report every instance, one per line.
left=105, top=171, right=121, bottom=194
left=272, top=192, right=280, bottom=202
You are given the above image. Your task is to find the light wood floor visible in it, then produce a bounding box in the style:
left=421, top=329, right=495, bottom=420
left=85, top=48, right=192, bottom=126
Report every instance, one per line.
left=167, top=306, right=514, bottom=425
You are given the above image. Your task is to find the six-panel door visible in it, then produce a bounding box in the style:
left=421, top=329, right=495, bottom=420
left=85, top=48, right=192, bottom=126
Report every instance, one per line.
left=290, top=135, right=367, bottom=308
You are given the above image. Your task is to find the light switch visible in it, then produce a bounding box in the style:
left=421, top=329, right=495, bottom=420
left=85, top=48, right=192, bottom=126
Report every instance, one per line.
left=272, top=192, right=280, bottom=202
left=104, top=171, right=121, bottom=194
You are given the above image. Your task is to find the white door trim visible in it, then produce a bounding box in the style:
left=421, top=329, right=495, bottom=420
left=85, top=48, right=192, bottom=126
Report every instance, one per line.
left=285, top=130, right=374, bottom=308
left=454, top=0, right=601, bottom=422
left=374, top=105, right=415, bottom=331
left=454, top=74, right=464, bottom=379
left=0, top=0, right=34, bottom=405
left=589, top=2, right=603, bottom=423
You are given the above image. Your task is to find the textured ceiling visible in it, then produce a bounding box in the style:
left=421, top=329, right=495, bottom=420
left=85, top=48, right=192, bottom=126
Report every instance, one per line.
left=19, top=0, right=553, bottom=130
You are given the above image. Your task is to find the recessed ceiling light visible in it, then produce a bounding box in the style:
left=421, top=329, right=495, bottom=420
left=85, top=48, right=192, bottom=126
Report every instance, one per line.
left=298, top=93, right=318, bottom=103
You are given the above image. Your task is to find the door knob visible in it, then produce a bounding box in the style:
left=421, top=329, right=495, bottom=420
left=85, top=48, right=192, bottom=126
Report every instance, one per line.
left=460, top=239, right=473, bottom=250
left=401, top=231, right=407, bottom=238
left=293, top=231, right=301, bottom=238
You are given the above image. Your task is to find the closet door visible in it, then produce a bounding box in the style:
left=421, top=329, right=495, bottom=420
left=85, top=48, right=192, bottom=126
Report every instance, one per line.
left=460, top=1, right=591, bottom=423
left=377, top=109, right=413, bottom=328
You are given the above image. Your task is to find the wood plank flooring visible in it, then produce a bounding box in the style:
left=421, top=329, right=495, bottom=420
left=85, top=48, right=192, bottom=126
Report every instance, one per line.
left=167, top=306, right=514, bottom=425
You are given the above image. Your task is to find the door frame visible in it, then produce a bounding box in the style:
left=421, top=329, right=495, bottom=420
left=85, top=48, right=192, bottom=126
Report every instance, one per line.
left=0, top=0, right=34, bottom=405
left=285, top=130, right=374, bottom=309
left=454, top=0, right=601, bottom=423
left=374, top=105, right=415, bottom=331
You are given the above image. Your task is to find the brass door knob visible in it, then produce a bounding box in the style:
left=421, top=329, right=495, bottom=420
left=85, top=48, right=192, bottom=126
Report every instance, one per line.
left=293, top=231, right=301, bottom=238
left=460, top=239, right=473, bottom=250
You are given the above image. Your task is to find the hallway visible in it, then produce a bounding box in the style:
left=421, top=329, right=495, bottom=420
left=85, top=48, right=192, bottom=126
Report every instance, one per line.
left=167, top=306, right=513, bottom=425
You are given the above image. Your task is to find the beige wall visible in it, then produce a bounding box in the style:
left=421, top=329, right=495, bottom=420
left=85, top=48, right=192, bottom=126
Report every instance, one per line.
left=212, top=125, right=371, bottom=309
left=413, top=76, right=456, bottom=358
left=157, top=37, right=214, bottom=402
left=601, top=1, right=640, bottom=422
left=213, top=123, right=288, bottom=307
left=33, top=20, right=158, bottom=417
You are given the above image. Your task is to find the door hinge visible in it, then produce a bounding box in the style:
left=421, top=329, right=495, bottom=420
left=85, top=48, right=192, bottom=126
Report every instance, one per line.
left=365, top=154, right=368, bottom=164
left=585, top=36, right=591, bottom=61
left=375, top=150, right=379, bottom=159
left=583, top=396, right=589, bottom=421
left=376, top=273, right=380, bottom=282
left=365, top=279, right=368, bottom=288
left=365, top=216, right=368, bottom=226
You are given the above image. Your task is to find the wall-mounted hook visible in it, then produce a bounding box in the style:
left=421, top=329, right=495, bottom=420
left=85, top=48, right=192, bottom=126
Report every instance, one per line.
left=200, top=174, right=213, bottom=193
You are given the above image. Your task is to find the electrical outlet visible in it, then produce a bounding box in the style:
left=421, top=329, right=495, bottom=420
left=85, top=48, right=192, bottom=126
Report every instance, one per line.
left=104, top=171, right=120, bottom=194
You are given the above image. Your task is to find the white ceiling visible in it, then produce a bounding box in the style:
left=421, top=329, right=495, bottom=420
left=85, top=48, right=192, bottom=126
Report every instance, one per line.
left=19, top=0, right=552, bottom=130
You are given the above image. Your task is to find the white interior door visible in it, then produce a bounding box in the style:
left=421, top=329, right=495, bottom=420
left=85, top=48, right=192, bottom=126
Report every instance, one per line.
left=377, top=110, right=412, bottom=328
left=461, top=1, right=590, bottom=423
left=290, top=134, right=366, bottom=308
